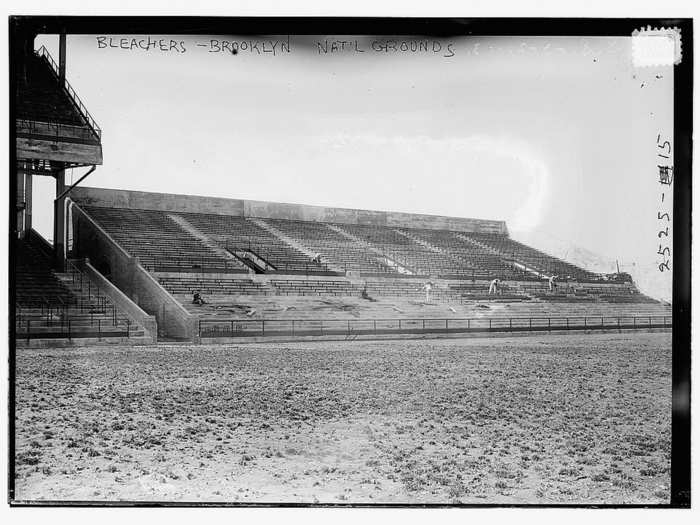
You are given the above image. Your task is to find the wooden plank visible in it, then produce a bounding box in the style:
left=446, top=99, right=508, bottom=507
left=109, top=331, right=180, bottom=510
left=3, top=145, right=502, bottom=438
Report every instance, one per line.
left=16, top=137, right=103, bottom=165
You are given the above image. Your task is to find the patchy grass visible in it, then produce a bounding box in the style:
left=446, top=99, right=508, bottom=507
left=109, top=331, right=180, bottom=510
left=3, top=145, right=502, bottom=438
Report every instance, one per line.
left=14, top=332, right=671, bottom=504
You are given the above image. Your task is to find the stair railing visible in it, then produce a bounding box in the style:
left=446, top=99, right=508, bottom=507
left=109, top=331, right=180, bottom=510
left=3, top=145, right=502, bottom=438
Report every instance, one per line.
left=35, top=46, right=101, bottom=140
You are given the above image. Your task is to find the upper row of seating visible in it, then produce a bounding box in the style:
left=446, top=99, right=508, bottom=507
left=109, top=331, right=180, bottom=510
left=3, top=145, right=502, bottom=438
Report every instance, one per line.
left=16, top=54, right=85, bottom=127
left=80, top=204, right=606, bottom=283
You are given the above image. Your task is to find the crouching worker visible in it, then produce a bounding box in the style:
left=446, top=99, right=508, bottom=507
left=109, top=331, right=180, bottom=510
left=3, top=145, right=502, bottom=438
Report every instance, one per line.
left=361, top=282, right=370, bottom=300
left=192, top=290, right=207, bottom=306
left=361, top=282, right=377, bottom=302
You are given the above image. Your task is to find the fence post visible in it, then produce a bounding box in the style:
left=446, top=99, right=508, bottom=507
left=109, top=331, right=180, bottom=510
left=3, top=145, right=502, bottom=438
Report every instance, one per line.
left=548, top=318, right=551, bottom=332
left=27, top=320, right=30, bottom=343
left=98, top=319, right=101, bottom=341
left=373, top=320, right=377, bottom=335
left=292, top=319, right=295, bottom=336
left=262, top=319, right=265, bottom=336
left=68, top=320, right=71, bottom=341
left=489, top=319, right=492, bottom=331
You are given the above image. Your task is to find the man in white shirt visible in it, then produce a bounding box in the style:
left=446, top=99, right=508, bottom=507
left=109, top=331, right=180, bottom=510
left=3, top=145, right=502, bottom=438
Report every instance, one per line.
left=423, top=281, right=433, bottom=303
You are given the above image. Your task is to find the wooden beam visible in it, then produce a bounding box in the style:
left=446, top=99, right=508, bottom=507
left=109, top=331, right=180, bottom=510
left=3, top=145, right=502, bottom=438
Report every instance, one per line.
left=17, top=137, right=103, bottom=165
left=59, top=34, right=66, bottom=81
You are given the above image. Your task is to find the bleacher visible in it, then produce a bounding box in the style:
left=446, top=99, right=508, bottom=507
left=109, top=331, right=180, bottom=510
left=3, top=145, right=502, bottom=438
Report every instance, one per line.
left=465, top=232, right=601, bottom=282
left=266, top=219, right=397, bottom=275
left=176, top=212, right=329, bottom=274
left=78, top=202, right=618, bottom=289
left=15, top=232, right=143, bottom=342
left=447, top=281, right=528, bottom=301
left=82, top=206, right=243, bottom=273
left=270, top=279, right=361, bottom=297
left=158, top=276, right=269, bottom=296
left=16, top=232, right=75, bottom=307
left=17, top=53, right=84, bottom=127
left=338, top=223, right=462, bottom=277
left=397, top=227, right=535, bottom=280
left=72, top=199, right=665, bottom=341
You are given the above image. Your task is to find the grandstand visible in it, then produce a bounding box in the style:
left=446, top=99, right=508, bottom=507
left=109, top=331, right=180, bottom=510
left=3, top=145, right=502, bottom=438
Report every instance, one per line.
left=12, top=34, right=670, bottom=347
left=19, top=185, right=663, bottom=345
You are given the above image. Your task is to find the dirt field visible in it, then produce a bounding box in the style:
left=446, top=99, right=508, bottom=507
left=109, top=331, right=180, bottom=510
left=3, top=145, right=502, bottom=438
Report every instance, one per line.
left=13, top=331, right=671, bottom=504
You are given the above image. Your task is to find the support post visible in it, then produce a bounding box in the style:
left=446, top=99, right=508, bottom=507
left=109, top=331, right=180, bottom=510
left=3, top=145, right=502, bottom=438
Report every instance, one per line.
left=59, top=34, right=67, bottom=81
left=54, top=170, right=66, bottom=271
left=25, top=171, right=33, bottom=232
left=16, top=171, right=25, bottom=237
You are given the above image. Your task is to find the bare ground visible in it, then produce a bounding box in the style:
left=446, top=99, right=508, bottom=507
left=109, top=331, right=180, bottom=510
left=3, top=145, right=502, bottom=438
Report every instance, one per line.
left=13, top=331, right=671, bottom=504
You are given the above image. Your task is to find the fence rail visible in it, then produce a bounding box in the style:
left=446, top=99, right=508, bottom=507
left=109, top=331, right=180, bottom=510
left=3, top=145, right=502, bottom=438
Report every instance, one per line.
left=16, top=118, right=100, bottom=145
left=16, top=318, right=131, bottom=342
left=199, top=315, right=671, bottom=339
left=15, top=259, right=134, bottom=340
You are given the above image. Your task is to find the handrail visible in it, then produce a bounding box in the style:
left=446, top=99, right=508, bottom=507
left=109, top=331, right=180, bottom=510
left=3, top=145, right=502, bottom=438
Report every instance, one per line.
left=15, top=260, right=123, bottom=328
left=35, top=45, right=101, bottom=139
left=16, top=118, right=100, bottom=145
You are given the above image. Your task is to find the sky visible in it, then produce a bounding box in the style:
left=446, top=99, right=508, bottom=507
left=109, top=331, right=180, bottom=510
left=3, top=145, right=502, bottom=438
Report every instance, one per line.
left=32, top=33, right=674, bottom=300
